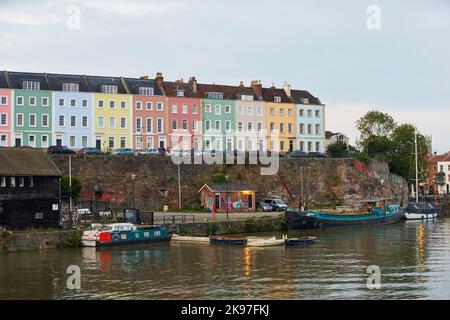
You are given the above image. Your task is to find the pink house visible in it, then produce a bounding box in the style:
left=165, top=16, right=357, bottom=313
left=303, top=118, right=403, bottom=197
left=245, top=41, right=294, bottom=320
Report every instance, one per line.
left=126, top=77, right=168, bottom=150
left=163, top=77, right=202, bottom=151
left=0, top=89, right=12, bottom=147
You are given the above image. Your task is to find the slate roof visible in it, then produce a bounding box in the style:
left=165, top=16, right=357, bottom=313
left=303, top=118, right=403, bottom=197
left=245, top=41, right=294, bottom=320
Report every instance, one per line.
left=200, top=183, right=256, bottom=193
left=0, top=148, right=61, bottom=176
left=162, top=81, right=203, bottom=99
left=5, top=71, right=51, bottom=90
left=0, top=71, right=9, bottom=89
left=197, top=83, right=258, bottom=100
left=46, top=73, right=90, bottom=92
left=261, top=87, right=292, bottom=103
left=84, top=75, right=127, bottom=94
left=290, top=89, right=322, bottom=105
left=123, top=77, right=164, bottom=95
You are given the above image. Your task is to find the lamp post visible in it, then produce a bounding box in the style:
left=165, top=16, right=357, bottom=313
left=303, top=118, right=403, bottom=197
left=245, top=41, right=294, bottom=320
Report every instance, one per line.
left=131, top=174, right=136, bottom=209
left=225, top=174, right=229, bottom=220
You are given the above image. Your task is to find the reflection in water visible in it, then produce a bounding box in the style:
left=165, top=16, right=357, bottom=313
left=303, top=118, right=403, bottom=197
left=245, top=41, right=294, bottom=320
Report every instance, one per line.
left=2, top=220, right=450, bottom=299
left=416, top=223, right=426, bottom=276
left=243, top=247, right=251, bottom=277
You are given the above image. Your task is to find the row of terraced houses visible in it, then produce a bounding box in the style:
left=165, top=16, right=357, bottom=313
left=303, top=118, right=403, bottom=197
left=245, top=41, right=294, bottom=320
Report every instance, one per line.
left=0, top=71, right=325, bottom=153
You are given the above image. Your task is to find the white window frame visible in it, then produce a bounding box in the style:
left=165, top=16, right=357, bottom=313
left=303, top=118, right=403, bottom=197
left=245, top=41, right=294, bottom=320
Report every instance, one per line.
left=42, top=97, right=49, bottom=107
left=0, top=113, right=7, bottom=126
left=29, top=113, right=37, bottom=127
left=59, top=115, right=65, bottom=127
left=120, top=117, right=126, bottom=129
left=215, top=105, right=221, bottom=115
left=29, top=97, right=37, bottom=107
left=82, top=116, right=88, bottom=128
left=98, top=116, right=105, bottom=129
left=41, top=114, right=49, bottom=128
left=109, top=117, right=115, bottom=129
left=16, top=113, right=24, bottom=127
left=157, top=102, right=163, bottom=111
left=146, top=102, right=153, bottom=110
left=70, top=115, right=76, bottom=127
left=0, top=96, right=8, bottom=105
left=16, top=96, right=24, bottom=106
left=157, top=118, right=163, bottom=133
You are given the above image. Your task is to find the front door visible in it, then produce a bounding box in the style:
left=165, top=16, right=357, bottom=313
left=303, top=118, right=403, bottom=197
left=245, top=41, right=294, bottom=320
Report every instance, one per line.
left=56, top=139, right=62, bottom=147
left=215, top=194, right=220, bottom=209
left=289, top=140, right=294, bottom=152
left=96, top=139, right=101, bottom=150
left=248, top=194, right=253, bottom=209
left=15, top=138, right=21, bottom=147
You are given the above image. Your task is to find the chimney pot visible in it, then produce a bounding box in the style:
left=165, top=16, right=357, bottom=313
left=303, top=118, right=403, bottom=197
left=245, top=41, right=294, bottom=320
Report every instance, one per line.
left=155, top=72, right=164, bottom=87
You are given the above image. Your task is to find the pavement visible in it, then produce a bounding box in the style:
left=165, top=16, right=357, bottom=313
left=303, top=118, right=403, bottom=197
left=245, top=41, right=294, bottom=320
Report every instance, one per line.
left=151, top=211, right=283, bottom=223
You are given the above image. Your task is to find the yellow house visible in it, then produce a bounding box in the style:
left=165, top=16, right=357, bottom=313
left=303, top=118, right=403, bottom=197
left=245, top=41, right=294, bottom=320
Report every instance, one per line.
left=86, top=76, right=133, bottom=152
left=263, top=87, right=296, bottom=153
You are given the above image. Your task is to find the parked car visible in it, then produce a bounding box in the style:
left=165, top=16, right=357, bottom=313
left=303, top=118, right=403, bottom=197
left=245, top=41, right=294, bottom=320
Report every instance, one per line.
left=257, top=201, right=273, bottom=212
left=308, top=152, right=328, bottom=158
left=287, top=151, right=308, bottom=158
left=47, top=145, right=76, bottom=154
left=136, top=148, right=161, bottom=156
left=77, top=147, right=104, bottom=155
left=111, top=148, right=134, bottom=156
left=262, top=197, right=288, bottom=212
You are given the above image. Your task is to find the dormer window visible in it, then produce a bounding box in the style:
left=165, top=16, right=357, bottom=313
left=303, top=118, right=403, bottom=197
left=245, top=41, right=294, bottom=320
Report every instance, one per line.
left=206, top=92, right=224, bottom=100
left=62, top=83, right=79, bottom=92
left=241, top=94, right=254, bottom=101
left=23, top=81, right=40, bottom=91
left=139, top=87, right=154, bottom=96
left=274, top=96, right=281, bottom=103
left=301, top=98, right=309, bottom=104
left=102, top=85, right=118, bottom=94
left=177, top=90, right=185, bottom=97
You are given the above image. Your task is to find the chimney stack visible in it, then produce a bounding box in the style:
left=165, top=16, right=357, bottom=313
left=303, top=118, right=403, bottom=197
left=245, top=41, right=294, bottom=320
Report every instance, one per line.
left=270, top=83, right=276, bottom=89
left=239, top=81, right=244, bottom=88
left=283, top=81, right=291, bottom=97
left=140, top=75, right=149, bottom=80
left=251, top=80, right=262, bottom=98
left=189, top=76, right=198, bottom=93
left=155, top=72, right=164, bottom=87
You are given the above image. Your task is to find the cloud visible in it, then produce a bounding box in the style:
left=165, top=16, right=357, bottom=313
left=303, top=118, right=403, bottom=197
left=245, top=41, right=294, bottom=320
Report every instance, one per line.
left=0, top=9, right=61, bottom=26
left=75, top=0, right=177, bottom=16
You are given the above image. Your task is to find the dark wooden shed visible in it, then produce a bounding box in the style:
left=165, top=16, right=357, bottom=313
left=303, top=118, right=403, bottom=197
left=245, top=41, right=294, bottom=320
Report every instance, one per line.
left=0, top=148, right=62, bottom=229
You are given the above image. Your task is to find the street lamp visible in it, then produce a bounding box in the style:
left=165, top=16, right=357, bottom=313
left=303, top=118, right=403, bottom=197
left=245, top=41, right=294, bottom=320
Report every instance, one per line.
left=131, top=174, right=136, bottom=209
left=225, top=174, right=229, bottom=220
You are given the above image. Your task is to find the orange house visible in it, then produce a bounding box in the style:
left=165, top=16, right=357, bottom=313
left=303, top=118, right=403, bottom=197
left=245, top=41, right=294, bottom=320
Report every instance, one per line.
left=199, top=183, right=256, bottom=213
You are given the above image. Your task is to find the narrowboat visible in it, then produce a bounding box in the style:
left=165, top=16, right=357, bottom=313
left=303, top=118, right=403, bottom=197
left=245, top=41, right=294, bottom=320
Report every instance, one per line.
left=284, top=236, right=316, bottom=246
left=285, top=198, right=403, bottom=230
left=81, top=223, right=172, bottom=247
left=209, top=236, right=247, bottom=245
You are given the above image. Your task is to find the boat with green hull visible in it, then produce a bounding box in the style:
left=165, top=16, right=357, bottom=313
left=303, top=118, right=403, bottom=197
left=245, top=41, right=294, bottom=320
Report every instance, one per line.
left=82, top=223, right=172, bottom=247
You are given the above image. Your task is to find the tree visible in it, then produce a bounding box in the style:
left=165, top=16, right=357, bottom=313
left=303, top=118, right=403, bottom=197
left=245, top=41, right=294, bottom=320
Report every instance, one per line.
left=388, top=124, right=429, bottom=182
left=327, top=142, right=348, bottom=158
left=61, top=176, right=82, bottom=199
left=356, top=110, right=397, bottom=153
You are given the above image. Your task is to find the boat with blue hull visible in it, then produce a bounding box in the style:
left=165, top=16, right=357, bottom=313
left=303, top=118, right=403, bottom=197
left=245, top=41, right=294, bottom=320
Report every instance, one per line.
left=81, top=223, right=172, bottom=247
left=209, top=236, right=247, bottom=245
left=285, top=198, right=403, bottom=230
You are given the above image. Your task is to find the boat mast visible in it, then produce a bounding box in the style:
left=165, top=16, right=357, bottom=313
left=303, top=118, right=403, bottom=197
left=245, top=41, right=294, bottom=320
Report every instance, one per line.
left=415, top=129, right=419, bottom=203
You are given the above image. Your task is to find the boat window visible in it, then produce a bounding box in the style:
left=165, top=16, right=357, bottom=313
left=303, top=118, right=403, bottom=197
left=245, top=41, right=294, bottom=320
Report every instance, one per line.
left=427, top=204, right=433, bottom=208
left=413, top=205, right=419, bottom=209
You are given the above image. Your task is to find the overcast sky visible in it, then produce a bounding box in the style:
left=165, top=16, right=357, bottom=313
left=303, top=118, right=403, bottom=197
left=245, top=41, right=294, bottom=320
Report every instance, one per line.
left=1, top=0, right=449, bottom=153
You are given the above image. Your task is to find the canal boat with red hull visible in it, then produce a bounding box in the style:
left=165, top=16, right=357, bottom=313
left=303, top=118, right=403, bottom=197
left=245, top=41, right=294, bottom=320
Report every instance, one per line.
left=285, top=198, right=403, bottom=230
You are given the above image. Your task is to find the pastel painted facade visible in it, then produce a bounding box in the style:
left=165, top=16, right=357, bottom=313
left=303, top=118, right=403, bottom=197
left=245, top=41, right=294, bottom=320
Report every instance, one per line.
left=127, top=77, right=167, bottom=150
left=436, top=158, right=450, bottom=195
left=262, top=86, right=296, bottom=153
left=234, top=88, right=266, bottom=152
left=201, top=97, right=235, bottom=151
left=13, top=89, right=53, bottom=148
left=163, top=79, right=202, bottom=151
left=86, top=76, right=132, bottom=152
left=0, top=88, right=13, bottom=147
left=288, top=87, right=325, bottom=153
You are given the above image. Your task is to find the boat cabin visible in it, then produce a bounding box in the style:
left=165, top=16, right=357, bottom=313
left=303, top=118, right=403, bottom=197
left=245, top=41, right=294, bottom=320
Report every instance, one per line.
left=361, top=198, right=388, bottom=214
left=103, top=223, right=137, bottom=232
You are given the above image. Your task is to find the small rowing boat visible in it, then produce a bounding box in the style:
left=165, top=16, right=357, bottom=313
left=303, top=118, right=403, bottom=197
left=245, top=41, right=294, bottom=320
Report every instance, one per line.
left=284, top=236, right=316, bottom=246
left=246, top=236, right=285, bottom=247
left=209, top=236, right=247, bottom=245
left=171, top=234, right=210, bottom=243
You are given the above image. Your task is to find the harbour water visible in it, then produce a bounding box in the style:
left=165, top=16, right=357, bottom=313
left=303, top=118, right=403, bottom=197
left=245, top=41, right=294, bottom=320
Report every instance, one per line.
left=1, top=218, right=450, bottom=300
